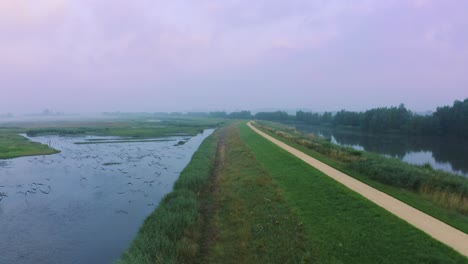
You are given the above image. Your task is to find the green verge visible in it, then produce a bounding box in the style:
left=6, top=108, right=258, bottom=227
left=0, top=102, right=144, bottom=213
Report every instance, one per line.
left=199, top=124, right=312, bottom=263
left=0, top=133, right=59, bottom=159
left=238, top=122, right=467, bottom=263
left=254, top=121, right=468, bottom=234
left=117, top=129, right=218, bottom=264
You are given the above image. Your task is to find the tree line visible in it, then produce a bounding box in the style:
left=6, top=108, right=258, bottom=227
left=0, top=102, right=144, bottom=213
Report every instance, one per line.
left=208, top=110, right=293, bottom=121
left=200, top=98, right=468, bottom=138
left=296, top=99, right=468, bottom=138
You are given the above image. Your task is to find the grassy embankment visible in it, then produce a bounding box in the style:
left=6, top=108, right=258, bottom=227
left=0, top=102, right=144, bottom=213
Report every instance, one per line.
left=118, top=128, right=219, bottom=264
left=119, top=122, right=466, bottom=263
left=0, top=129, right=59, bottom=159
left=254, top=121, right=468, bottom=233
left=195, top=125, right=310, bottom=263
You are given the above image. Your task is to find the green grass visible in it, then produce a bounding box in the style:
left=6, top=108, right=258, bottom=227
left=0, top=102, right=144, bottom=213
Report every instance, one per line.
left=199, top=124, right=311, bottom=263
left=117, top=128, right=219, bottom=264
left=238, top=122, right=467, bottom=263
left=255, top=121, right=468, bottom=233
left=0, top=133, right=59, bottom=159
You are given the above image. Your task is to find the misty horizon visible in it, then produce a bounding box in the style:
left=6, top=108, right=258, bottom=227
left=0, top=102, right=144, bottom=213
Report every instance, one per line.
left=2, top=1, right=467, bottom=114
left=0, top=103, right=446, bottom=117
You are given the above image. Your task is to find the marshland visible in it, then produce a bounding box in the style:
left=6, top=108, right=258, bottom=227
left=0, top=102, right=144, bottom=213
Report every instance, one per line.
left=0, top=117, right=218, bottom=263
left=3, top=1, right=468, bottom=263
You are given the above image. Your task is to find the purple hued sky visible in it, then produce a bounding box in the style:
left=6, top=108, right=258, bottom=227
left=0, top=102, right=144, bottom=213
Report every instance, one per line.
left=1, top=0, right=467, bottom=114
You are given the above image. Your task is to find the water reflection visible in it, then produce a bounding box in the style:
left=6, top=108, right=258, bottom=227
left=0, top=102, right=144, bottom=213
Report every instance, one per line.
left=295, top=124, right=468, bottom=177
left=0, top=129, right=214, bottom=264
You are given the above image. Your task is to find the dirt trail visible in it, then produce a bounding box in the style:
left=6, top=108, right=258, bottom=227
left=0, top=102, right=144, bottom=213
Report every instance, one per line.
left=197, top=127, right=226, bottom=262
left=248, top=122, right=468, bottom=257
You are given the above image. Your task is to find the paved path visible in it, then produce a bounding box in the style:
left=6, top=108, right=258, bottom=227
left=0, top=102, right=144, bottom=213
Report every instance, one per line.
left=247, top=122, right=468, bottom=257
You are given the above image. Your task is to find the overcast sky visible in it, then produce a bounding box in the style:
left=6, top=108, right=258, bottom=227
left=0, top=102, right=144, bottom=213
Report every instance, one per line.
left=1, top=0, right=467, bottom=114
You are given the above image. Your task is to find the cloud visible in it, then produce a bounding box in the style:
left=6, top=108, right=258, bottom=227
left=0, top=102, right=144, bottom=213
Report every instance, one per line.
left=1, top=0, right=467, bottom=113
left=0, top=0, right=371, bottom=76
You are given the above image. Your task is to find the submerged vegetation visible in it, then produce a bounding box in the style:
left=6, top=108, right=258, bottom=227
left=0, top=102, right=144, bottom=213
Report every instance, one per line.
left=102, top=162, right=122, bottom=166
left=74, top=139, right=172, bottom=145
left=174, top=140, right=186, bottom=146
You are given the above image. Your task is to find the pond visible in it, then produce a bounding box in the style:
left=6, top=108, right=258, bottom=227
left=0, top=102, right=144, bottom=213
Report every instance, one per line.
left=0, top=129, right=214, bottom=264
left=294, top=124, right=468, bottom=177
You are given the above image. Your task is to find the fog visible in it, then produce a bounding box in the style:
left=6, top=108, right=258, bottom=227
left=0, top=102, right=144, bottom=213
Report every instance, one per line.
left=1, top=0, right=467, bottom=115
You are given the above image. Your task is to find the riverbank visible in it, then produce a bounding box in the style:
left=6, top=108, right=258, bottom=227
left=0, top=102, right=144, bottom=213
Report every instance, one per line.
left=118, top=128, right=219, bottom=263
left=292, top=122, right=468, bottom=177
left=119, top=122, right=467, bottom=263
left=254, top=121, right=468, bottom=233
left=248, top=122, right=468, bottom=257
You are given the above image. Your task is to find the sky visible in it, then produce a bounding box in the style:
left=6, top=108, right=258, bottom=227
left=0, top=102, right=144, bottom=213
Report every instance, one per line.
left=1, top=0, right=467, bottom=114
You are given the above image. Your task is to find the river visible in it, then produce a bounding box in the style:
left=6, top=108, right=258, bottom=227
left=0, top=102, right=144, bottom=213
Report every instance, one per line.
left=294, top=124, right=468, bottom=177
left=0, top=129, right=213, bottom=264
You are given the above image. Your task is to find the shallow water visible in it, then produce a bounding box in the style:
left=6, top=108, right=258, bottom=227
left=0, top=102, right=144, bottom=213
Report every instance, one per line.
left=294, top=124, right=468, bottom=177
left=0, top=129, right=214, bottom=264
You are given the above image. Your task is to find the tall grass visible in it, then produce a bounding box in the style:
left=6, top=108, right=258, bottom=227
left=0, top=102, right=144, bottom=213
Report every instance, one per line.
left=117, top=131, right=218, bottom=264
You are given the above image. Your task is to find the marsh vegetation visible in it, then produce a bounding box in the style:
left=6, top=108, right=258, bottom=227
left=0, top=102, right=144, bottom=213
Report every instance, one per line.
left=0, top=117, right=217, bottom=264
left=0, top=130, right=59, bottom=159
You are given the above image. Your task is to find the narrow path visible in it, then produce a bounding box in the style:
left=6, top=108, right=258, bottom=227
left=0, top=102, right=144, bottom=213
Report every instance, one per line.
left=198, top=128, right=226, bottom=262
left=247, top=122, right=468, bottom=257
